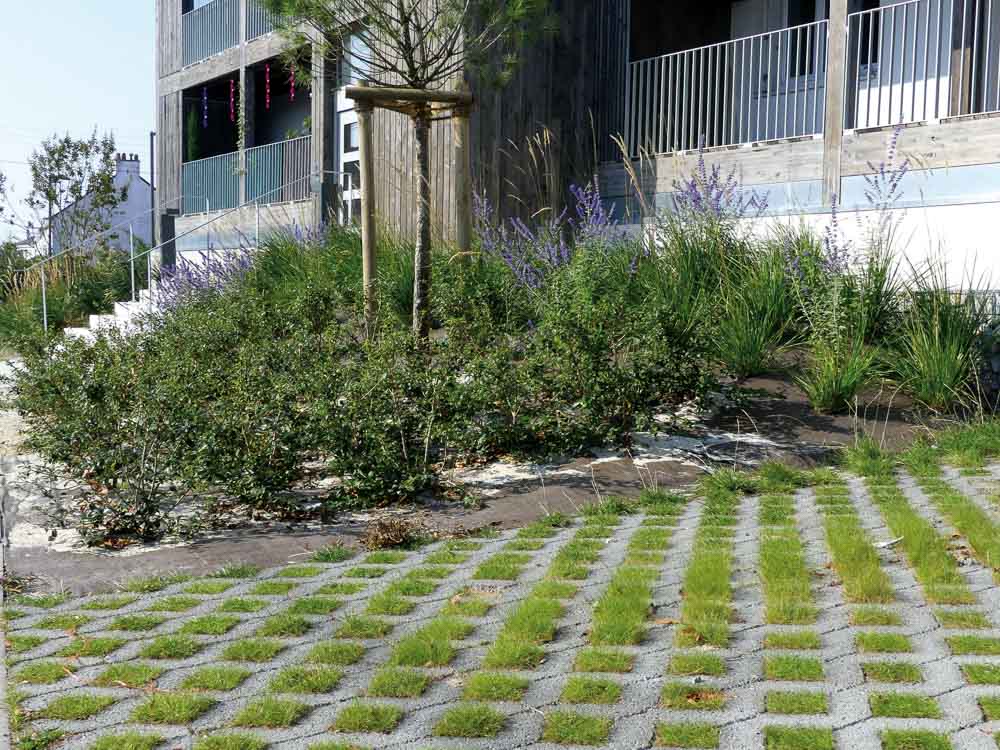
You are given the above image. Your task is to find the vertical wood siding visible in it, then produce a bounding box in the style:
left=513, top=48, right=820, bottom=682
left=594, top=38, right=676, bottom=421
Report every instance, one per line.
left=157, top=0, right=184, bottom=78
left=158, top=91, right=184, bottom=216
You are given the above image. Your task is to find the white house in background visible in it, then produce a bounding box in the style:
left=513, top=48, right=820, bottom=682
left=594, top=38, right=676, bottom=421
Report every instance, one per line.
left=49, top=153, right=155, bottom=255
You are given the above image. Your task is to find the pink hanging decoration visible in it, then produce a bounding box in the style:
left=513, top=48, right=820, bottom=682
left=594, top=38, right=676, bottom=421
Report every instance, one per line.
left=290, top=65, right=296, bottom=102
left=265, top=63, right=271, bottom=111
left=230, top=79, right=236, bottom=123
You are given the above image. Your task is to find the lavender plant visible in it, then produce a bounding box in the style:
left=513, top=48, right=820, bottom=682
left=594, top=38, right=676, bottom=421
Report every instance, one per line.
left=156, top=245, right=256, bottom=311
left=671, top=150, right=769, bottom=223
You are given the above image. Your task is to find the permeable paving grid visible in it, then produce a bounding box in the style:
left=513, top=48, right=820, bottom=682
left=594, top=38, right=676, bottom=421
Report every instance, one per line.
left=6, top=467, right=1000, bottom=750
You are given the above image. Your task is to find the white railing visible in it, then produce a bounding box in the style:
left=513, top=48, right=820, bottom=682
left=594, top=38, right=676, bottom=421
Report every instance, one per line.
left=247, top=0, right=282, bottom=41
left=626, top=20, right=829, bottom=157
left=182, top=0, right=240, bottom=66
left=847, top=0, right=1000, bottom=129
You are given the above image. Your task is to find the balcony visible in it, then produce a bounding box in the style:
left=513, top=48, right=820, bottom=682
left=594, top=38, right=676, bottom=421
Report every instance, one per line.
left=182, top=0, right=281, bottom=67
left=181, top=136, right=312, bottom=215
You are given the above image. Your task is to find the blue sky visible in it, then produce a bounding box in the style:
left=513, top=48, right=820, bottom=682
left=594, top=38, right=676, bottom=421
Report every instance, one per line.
left=0, top=2, right=155, bottom=240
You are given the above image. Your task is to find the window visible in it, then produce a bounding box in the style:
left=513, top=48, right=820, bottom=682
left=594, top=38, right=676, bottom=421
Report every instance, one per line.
left=343, top=122, right=359, bottom=154
left=342, top=160, right=361, bottom=191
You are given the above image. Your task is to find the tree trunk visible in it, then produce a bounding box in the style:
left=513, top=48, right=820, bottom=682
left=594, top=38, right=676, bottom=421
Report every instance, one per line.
left=412, top=108, right=432, bottom=339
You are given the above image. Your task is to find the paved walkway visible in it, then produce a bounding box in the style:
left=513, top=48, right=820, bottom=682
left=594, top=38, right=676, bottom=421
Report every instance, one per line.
left=6, top=466, right=1000, bottom=750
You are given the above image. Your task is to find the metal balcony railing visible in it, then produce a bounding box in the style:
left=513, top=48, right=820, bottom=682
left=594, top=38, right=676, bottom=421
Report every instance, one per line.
left=626, top=20, right=829, bottom=157
left=182, top=0, right=239, bottom=67
left=182, top=151, right=239, bottom=214
left=246, top=136, right=313, bottom=206
left=847, top=0, right=1000, bottom=129
left=247, top=0, right=282, bottom=41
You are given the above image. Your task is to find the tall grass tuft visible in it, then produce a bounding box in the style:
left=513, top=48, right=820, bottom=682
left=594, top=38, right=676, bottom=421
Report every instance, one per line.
left=797, top=341, right=878, bottom=414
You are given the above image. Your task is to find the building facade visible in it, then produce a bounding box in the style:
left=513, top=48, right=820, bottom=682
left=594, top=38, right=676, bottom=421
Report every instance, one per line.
left=156, top=0, right=1000, bottom=279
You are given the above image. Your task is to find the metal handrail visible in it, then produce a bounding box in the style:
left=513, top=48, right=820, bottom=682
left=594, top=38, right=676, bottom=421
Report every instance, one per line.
left=34, top=169, right=354, bottom=332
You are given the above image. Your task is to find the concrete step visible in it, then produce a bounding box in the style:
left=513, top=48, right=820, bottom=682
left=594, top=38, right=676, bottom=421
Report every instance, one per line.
left=63, top=327, right=96, bottom=343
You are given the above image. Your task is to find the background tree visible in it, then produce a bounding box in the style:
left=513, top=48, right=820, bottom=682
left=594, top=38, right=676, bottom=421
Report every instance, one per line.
left=27, top=130, right=127, bottom=257
left=261, top=0, right=552, bottom=337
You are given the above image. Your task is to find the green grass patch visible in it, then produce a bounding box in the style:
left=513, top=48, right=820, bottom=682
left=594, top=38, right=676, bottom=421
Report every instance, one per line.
left=336, top=616, right=392, bottom=639
left=591, top=566, right=654, bottom=646
left=232, top=697, right=309, bottom=727
left=764, top=726, right=833, bottom=750
left=221, top=638, right=284, bottom=662
left=473, top=553, right=532, bottom=580
left=366, top=667, right=429, bottom=697
left=12, top=592, right=70, bottom=608
left=463, top=672, right=529, bottom=701
left=962, top=663, right=1000, bottom=684
left=817, top=495, right=895, bottom=603
left=979, top=695, right=1000, bottom=720
left=184, top=580, right=235, bottom=595
left=575, top=648, right=634, bottom=673
left=505, top=539, right=546, bottom=551
left=857, top=632, right=912, bottom=653
left=307, top=640, right=366, bottom=665
left=668, top=652, right=726, bottom=677
left=251, top=581, right=298, bottom=595
left=130, top=692, right=216, bottom=724
left=59, top=636, right=127, bottom=658
left=384, top=575, right=438, bottom=597
left=93, top=663, right=163, bottom=688
left=389, top=617, right=471, bottom=667
left=862, top=661, right=923, bottom=683
left=39, top=693, right=116, bottom=720
left=211, top=563, right=261, bottom=578
left=765, top=691, right=828, bottom=714
left=851, top=607, right=902, bottom=626
left=192, top=735, right=267, bottom=750
left=91, top=733, right=164, bottom=750
left=287, top=596, right=343, bottom=615
left=918, top=477, right=1000, bottom=583
left=139, top=634, right=202, bottom=659
left=310, top=544, right=355, bottom=563
left=81, top=595, right=138, bottom=610
left=34, top=613, right=90, bottom=630
left=935, top=609, right=991, bottom=628
left=13, top=661, right=75, bottom=685
left=6, top=634, right=45, bottom=654
left=655, top=721, right=719, bottom=748
left=181, top=665, right=252, bottom=691
left=549, top=538, right=603, bottom=579
left=276, top=565, right=324, bottom=578
left=483, top=637, right=544, bottom=670
left=108, top=614, right=168, bottom=631
left=441, top=590, right=493, bottom=617
left=269, top=665, right=343, bottom=693
left=217, top=598, right=269, bottom=613
left=483, top=594, right=563, bottom=668
left=561, top=676, right=622, bottom=704
left=179, top=614, right=241, bottom=635
left=147, top=595, right=202, bottom=612
left=661, top=682, right=726, bottom=710
left=870, top=692, right=940, bottom=718
left=365, top=591, right=416, bottom=616
left=947, top=635, right=1000, bottom=654
left=544, top=711, right=613, bottom=745
left=343, top=566, right=388, bottom=579
left=333, top=702, right=403, bottom=733
left=433, top=704, right=506, bottom=738
left=760, top=527, right=817, bottom=625
left=424, top=548, right=470, bottom=564
left=764, top=655, right=824, bottom=681
left=532, top=580, right=578, bottom=599
left=124, top=573, right=193, bottom=593
left=256, top=613, right=311, bottom=637
left=316, top=582, right=366, bottom=596
left=363, top=551, right=407, bottom=564
left=763, top=631, right=821, bottom=650
left=881, top=730, right=953, bottom=750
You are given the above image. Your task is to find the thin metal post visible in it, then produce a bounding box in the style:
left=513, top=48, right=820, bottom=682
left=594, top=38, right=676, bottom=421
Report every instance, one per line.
left=130, top=225, right=136, bottom=303
left=40, top=268, right=48, bottom=333
left=255, top=201, right=260, bottom=247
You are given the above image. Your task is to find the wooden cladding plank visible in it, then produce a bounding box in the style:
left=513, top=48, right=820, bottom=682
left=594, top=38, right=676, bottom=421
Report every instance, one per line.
left=842, top=118, right=1000, bottom=175
left=157, top=0, right=183, bottom=78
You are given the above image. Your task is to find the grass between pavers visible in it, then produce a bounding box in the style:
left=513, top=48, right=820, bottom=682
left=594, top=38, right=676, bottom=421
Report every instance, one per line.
left=343, top=566, right=388, bottom=579
left=935, top=609, right=992, bottom=628
left=764, top=655, right=825, bottom=681
left=184, top=580, right=236, bottom=595
left=463, top=672, right=530, bottom=701
left=870, top=692, right=941, bottom=718
left=813, top=479, right=896, bottom=603
left=366, top=667, right=429, bottom=697
left=549, top=537, right=605, bottom=580
left=389, top=616, right=472, bottom=667
left=765, top=690, right=828, bottom=714
left=10, top=592, right=70, bottom=609
left=179, top=614, right=241, bottom=635
left=980, top=695, right=1000, bottom=720
left=857, top=632, right=913, bottom=653
left=130, top=692, right=217, bottom=724
left=915, top=475, right=1000, bottom=583
left=864, top=478, right=976, bottom=604
left=434, top=704, right=506, bottom=738
left=287, top=596, right=344, bottom=615
left=80, top=594, right=139, bottom=610
left=275, top=565, right=325, bottom=578
left=146, top=595, right=202, bottom=612
left=93, top=663, right=164, bottom=688
left=591, top=565, right=656, bottom=646
left=181, top=666, right=252, bottom=691
left=91, top=732, right=165, bottom=750
left=32, top=613, right=90, bottom=631
left=759, top=496, right=818, bottom=625
left=668, top=652, right=726, bottom=677
left=316, top=581, right=367, bottom=596
left=7, top=634, right=46, bottom=654
left=335, top=616, right=392, bottom=640
left=307, top=640, right=366, bottom=665
left=675, top=472, right=741, bottom=648
left=852, top=607, right=903, bottom=626
left=140, top=634, right=203, bottom=659
left=661, top=682, right=726, bottom=710
left=881, top=730, right=954, bottom=750
left=484, top=590, right=565, bottom=669
left=764, top=631, right=822, bottom=650
left=383, top=575, right=438, bottom=597
left=59, top=636, right=127, bottom=657
left=363, top=550, right=408, bottom=564
left=333, top=702, right=403, bottom=733
left=252, top=580, right=299, bottom=595
left=964, top=663, right=1000, bottom=685
left=364, top=590, right=416, bottom=616
left=270, top=665, right=344, bottom=693
left=256, top=612, right=312, bottom=637
left=193, top=734, right=268, bottom=750
left=108, top=614, right=169, bottom=631
left=441, top=589, right=495, bottom=617
left=39, top=693, right=117, bottom=720
left=764, top=726, right=834, bottom=750
left=310, top=544, right=355, bottom=563
left=544, top=711, right=613, bottom=745
left=216, top=597, right=269, bottom=614
left=575, top=648, right=635, bottom=673
left=221, top=638, right=285, bottom=662
left=473, top=552, right=532, bottom=580
left=947, top=635, right=1000, bottom=655
left=233, top=696, right=310, bottom=727
left=561, top=675, right=622, bottom=704
left=655, top=721, right=719, bottom=748
left=863, top=661, right=924, bottom=683
left=12, top=661, right=75, bottom=685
